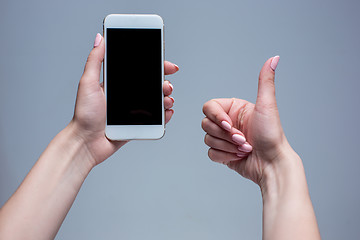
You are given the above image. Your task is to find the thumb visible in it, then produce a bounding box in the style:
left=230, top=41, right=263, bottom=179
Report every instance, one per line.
left=255, top=56, right=280, bottom=109
left=81, top=33, right=104, bottom=84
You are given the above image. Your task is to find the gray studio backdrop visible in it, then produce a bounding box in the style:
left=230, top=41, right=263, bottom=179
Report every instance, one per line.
left=1, top=0, right=359, bottom=239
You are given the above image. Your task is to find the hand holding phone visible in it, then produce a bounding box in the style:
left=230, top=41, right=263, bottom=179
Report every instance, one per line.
left=71, top=22, right=178, bottom=165
left=104, top=14, right=166, bottom=140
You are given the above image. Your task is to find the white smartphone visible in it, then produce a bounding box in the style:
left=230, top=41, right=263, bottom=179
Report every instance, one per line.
left=103, top=14, right=165, bottom=140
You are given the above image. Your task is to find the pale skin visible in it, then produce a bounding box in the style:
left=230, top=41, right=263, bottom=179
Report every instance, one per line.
left=0, top=34, right=179, bottom=240
left=202, top=56, right=321, bottom=240
left=0, top=35, right=320, bottom=239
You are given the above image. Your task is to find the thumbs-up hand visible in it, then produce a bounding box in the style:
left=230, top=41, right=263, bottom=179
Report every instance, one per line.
left=202, top=56, right=295, bottom=184
left=202, top=56, right=321, bottom=240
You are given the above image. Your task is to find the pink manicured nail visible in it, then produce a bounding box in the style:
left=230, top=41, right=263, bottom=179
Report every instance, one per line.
left=169, top=83, right=174, bottom=91
left=236, top=152, right=249, bottom=158
left=169, top=97, right=175, bottom=103
left=232, top=134, right=246, bottom=145
left=94, top=33, right=102, bottom=47
left=270, top=55, right=280, bottom=71
left=221, top=121, right=232, bottom=132
left=238, top=143, right=253, bottom=152
left=174, top=64, right=179, bottom=71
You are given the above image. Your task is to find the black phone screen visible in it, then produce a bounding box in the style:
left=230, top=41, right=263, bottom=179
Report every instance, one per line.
left=106, top=28, right=162, bottom=125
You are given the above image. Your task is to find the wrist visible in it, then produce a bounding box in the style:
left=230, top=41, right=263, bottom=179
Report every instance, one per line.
left=52, top=121, right=97, bottom=175
left=259, top=143, right=310, bottom=204
left=259, top=144, right=321, bottom=240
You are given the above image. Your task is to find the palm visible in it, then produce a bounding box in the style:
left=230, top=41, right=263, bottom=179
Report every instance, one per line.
left=73, top=77, right=126, bottom=165
left=75, top=79, right=108, bottom=135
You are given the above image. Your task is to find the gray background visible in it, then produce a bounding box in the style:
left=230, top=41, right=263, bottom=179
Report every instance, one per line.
left=0, top=0, right=359, bottom=239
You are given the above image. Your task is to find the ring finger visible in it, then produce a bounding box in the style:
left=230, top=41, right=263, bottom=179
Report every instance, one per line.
left=204, top=134, right=239, bottom=153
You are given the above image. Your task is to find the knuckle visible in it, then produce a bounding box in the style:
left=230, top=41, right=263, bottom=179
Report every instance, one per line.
left=204, top=134, right=210, bottom=146
left=204, top=135, right=208, bottom=145
left=213, top=112, right=221, bottom=123
left=208, top=148, right=215, bottom=160
left=86, top=51, right=101, bottom=66
left=264, top=74, right=275, bottom=84
left=202, top=99, right=215, bottom=114
left=86, top=52, right=95, bottom=65
left=230, top=97, right=237, bottom=103
left=255, top=100, right=278, bottom=113
left=201, top=118, right=209, bottom=131
left=202, top=101, right=210, bottom=114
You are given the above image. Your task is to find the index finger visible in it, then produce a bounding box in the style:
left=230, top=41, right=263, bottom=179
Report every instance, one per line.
left=202, top=99, right=235, bottom=131
left=165, top=61, right=179, bottom=75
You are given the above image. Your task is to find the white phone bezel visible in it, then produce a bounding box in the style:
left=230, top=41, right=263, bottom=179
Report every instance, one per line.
left=103, top=14, right=165, bottom=140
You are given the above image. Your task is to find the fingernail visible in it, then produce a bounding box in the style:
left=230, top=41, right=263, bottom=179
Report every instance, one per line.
left=238, top=143, right=253, bottom=152
left=94, top=33, right=102, bottom=47
left=236, top=152, right=248, bottom=157
left=169, top=83, right=174, bottom=91
left=169, top=97, right=175, bottom=103
left=173, top=64, right=179, bottom=71
left=221, top=121, right=232, bottom=132
left=270, top=55, right=280, bottom=71
left=232, top=134, right=246, bottom=145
